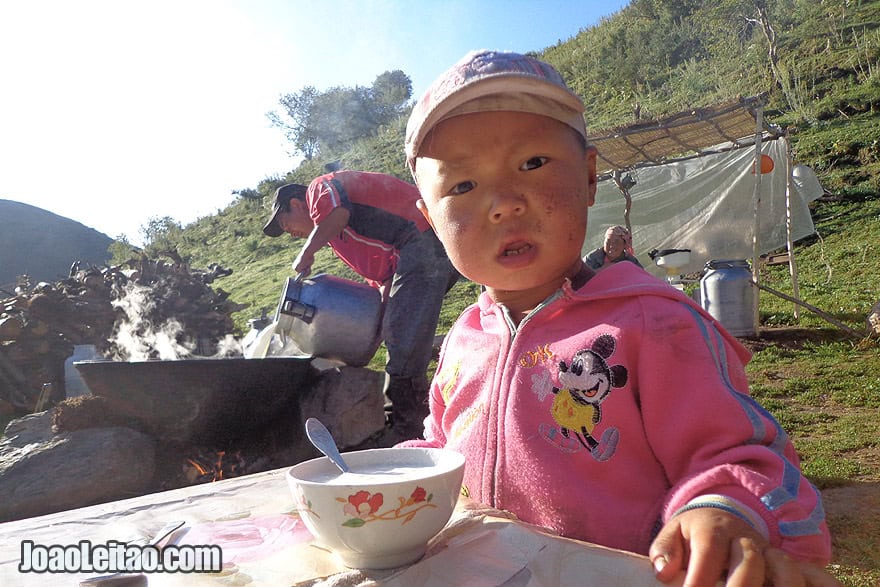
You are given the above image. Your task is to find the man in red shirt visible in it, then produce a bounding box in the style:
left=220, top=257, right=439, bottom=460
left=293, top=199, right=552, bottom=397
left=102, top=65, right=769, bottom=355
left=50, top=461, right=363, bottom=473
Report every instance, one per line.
left=263, top=170, right=459, bottom=442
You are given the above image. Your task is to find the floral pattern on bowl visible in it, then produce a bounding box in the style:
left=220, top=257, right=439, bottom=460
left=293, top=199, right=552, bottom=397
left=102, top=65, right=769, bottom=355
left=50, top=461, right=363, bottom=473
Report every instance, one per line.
left=294, top=493, right=320, bottom=519
left=339, top=486, right=436, bottom=528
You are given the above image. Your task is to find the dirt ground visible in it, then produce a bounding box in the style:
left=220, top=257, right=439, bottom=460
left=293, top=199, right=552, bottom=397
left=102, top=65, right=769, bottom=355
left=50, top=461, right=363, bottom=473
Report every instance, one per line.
left=822, top=483, right=880, bottom=569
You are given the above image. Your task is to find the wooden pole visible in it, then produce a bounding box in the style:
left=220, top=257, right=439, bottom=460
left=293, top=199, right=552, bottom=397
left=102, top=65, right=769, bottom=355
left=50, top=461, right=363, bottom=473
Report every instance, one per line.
left=783, top=134, right=801, bottom=320
left=612, top=171, right=634, bottom=235
left=753, top=281, right=865, bottom=339
left=751, top=108, right=764, bottom=335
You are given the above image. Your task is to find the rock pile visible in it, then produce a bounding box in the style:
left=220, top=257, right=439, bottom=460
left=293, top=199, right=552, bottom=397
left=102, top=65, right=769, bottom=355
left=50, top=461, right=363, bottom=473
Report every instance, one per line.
left=0, top=252, right=242, bottom=413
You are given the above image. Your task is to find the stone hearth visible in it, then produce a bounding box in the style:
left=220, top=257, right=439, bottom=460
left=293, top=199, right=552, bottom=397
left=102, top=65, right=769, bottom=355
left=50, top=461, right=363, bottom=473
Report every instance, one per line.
left=0, top=363, right=386, bottom=523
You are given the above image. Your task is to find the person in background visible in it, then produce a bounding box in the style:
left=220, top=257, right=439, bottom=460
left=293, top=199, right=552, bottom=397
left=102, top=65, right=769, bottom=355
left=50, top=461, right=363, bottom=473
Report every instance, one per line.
left=584, top=224, right=643, bottom=269
left=262, top=170, right=459, bottom=443
left=401, top=49, right=837, bottom=586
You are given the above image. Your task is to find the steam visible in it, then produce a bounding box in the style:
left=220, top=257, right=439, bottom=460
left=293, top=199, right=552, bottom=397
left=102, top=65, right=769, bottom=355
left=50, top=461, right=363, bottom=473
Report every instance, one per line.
left=110, top=281, right=243, bottom=361
left=215, top=334, right=243, bottom=358
left=111, top=282, right=195, bottom=360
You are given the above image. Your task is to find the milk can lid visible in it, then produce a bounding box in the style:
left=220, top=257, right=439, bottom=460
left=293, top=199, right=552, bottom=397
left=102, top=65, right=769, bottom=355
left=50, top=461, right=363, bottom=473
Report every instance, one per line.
left=704, top=259, right=751, bottom=270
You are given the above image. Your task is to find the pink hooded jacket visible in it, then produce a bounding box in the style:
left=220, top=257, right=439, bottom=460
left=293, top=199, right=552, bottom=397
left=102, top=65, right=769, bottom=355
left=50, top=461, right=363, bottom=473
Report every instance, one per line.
left=403, top=262, right=831, bottom=563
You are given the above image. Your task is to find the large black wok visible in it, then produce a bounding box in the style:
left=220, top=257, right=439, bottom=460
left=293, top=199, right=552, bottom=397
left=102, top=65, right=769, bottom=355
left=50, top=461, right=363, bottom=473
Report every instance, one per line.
left=75, top=357, right=318, bottom=444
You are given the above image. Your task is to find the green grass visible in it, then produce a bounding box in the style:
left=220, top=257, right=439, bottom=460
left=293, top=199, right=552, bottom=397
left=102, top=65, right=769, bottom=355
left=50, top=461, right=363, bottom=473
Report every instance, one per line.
left=747, top=193, right=880, bottom=486
left=730, top=192, right=880, bottom=585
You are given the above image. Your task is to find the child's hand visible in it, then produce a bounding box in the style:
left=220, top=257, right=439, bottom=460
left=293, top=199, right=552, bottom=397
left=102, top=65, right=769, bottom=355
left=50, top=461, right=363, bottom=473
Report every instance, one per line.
left=649, top=508, right=841, bottom=586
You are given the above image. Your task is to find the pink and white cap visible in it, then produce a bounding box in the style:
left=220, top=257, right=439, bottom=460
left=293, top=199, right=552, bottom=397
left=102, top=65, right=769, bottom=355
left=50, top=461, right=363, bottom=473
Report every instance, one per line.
left=405, top=50, right=587, bottom=172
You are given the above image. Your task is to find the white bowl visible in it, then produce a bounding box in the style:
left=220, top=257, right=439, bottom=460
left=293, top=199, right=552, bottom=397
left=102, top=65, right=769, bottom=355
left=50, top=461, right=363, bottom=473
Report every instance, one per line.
left=287, top=447, right=465, bottom=569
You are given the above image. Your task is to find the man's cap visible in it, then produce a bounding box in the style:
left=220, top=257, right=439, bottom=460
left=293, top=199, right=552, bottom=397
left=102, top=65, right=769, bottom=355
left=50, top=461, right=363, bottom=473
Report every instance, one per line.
left=262, top=183, right=308, bottom=237
left=405, top=49, right=587, bottom=171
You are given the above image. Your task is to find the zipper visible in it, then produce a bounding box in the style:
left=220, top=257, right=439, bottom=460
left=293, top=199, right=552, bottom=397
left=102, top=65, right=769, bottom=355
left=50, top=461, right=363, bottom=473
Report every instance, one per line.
left=489, top=288, right=565, bottom=502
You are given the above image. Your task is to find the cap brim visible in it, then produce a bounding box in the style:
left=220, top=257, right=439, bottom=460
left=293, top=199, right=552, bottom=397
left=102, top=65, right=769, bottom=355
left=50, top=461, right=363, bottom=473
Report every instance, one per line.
left=406, top=76, right=585, bottom=167
left=262, top=209, right=284, bottom=237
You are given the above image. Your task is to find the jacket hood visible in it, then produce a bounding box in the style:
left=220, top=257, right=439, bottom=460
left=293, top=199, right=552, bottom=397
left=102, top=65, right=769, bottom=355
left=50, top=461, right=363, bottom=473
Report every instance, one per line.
left=477, top=261, right=752, bottom=365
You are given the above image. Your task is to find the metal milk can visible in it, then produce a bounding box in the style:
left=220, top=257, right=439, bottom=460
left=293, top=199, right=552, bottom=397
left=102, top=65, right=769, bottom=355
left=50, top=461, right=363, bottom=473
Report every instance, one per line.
left=699, top=259, right=756, bottom=337
left=274, top=274, right=384, bottom=367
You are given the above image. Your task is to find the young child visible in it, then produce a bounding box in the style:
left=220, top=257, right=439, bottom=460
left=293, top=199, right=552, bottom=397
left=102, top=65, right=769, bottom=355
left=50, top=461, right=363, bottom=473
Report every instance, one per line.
left=402, top=50, right=836, bottom=586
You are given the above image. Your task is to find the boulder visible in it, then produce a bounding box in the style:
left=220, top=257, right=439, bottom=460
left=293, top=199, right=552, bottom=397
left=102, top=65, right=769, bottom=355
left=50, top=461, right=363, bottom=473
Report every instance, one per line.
left=0, top=412, right=155, bottom=522
left=300, top=365, right=385, bottom=449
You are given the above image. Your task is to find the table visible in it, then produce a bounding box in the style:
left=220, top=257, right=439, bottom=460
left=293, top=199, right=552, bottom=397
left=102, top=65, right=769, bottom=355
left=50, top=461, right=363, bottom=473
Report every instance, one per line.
left=0, top=466, right=682, bottom=586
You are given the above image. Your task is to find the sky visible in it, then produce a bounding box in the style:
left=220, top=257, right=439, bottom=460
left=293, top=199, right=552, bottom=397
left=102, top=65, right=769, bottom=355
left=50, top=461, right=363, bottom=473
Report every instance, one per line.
left=0, top=0, right=629, bottom=245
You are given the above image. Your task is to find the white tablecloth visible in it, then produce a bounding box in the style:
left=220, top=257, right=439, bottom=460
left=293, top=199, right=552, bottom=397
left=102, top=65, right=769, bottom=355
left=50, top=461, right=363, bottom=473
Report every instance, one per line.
left=0, top=467, right=682, bottom=586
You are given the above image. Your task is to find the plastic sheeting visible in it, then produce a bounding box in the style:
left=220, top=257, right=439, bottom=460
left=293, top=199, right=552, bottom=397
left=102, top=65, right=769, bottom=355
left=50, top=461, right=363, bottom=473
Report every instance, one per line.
left=583, top=138, right=823, bottom=277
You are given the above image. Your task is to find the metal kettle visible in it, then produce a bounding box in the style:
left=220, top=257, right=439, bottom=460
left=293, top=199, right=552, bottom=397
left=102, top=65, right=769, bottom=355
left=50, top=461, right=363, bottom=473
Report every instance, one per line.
left=274, top=273, right=384, bottom=367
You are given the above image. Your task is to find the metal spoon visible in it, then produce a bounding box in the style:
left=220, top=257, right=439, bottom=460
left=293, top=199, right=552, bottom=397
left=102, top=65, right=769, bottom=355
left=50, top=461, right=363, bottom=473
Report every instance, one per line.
left=79, top=520, right=186, bottom=586
left=145, top=519, right=186, bottom=547
left=305, top=417, right=351, bottom=473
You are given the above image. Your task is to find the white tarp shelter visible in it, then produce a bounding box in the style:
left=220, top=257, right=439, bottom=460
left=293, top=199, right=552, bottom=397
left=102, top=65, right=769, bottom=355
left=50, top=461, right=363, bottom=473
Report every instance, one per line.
left=583, top=138, right=824, bottom=276
left=581, top=96, right=825, bottom=329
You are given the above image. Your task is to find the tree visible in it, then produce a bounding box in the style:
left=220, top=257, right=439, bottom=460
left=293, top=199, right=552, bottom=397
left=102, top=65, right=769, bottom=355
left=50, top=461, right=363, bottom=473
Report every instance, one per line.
left=140, top=216, right=184, bottom=255
left=232, top=187, right=263, bottom=210
left=311, top=85, right=378, bottom=153
left=267, top=86, right=320, bottom=160
left=372, top=70, right=413, bottom=122
left=267, top=70, right=413, bottom=161
left=108, top=234, right=139, bottom=265
left=232, top=187, right=261, bottom=202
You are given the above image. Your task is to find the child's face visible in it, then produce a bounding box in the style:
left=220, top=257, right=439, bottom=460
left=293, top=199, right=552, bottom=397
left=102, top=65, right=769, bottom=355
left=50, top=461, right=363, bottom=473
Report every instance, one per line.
left=415, top=110, right=596, bottom=313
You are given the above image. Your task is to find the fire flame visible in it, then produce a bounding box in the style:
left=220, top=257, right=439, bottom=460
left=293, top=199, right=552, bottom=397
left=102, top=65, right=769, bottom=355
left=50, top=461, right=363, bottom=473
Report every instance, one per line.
left=185, top=450, right=242, bottom=483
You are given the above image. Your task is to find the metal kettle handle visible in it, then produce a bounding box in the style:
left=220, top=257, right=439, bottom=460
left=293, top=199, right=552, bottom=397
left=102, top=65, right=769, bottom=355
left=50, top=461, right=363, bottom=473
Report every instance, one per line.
left=280, top=299, right=315, bottom=322
left=279, top=273, right=315, bottom=323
